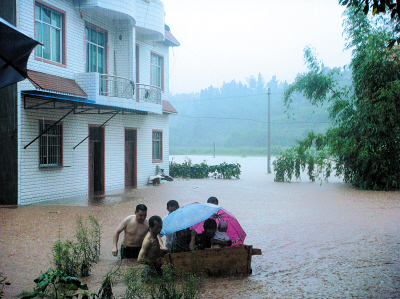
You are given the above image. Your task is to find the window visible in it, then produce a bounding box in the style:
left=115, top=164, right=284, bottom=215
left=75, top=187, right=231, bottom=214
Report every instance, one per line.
left=152, top=130, right=163, bottom=162
left=151, top=53, right=163, bottom=90
left=35, top=3, right=63, bottom=63
left=39, top=122, right=63, bottom=167
left=86, top=26, right=106, bottom=73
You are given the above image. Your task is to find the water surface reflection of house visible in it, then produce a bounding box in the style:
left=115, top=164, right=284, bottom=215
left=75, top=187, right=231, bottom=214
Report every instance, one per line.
left=0, top=0, right=179, bottom=205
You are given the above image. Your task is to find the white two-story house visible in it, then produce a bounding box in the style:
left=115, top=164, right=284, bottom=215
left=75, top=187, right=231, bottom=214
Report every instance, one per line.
left=0, top=0, right=179, bottom=205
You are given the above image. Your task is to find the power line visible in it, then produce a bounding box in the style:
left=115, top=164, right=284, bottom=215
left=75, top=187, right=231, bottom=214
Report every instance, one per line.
left=172, top=114, right=331, bottom=125
left=169, top=92, right=285, bottom=104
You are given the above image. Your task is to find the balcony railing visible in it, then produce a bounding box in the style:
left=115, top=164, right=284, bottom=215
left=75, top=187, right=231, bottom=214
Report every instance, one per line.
left=136, top=84, right=161, bottom=104
left=99, top=74, right=135, bottom=99
left=98, top=75, right=161, bottom=105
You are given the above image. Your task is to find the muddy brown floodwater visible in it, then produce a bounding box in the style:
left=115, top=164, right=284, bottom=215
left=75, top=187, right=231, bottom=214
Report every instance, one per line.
left=1, top=156, right=400, bottom=298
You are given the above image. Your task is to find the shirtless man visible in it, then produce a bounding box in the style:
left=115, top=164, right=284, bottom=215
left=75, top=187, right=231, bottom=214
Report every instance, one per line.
left=112, top=204, right=149, bottom=260
left=137, top=215, right=167, bottom=271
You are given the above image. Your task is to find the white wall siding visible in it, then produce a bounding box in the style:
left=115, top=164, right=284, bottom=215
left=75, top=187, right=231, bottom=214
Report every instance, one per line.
left=19, top=99, right=170, bottom=205
left=75, top=0, right=136, bottom=22
left=14, top=0, right=175, bottom=205
left=135, top=0, right=164, bottom=39
left=136, top=39, right=170, bottom=102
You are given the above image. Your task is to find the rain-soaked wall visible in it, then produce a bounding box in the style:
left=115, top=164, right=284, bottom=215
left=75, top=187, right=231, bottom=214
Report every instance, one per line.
left=19, top=98, right=170, bottom=205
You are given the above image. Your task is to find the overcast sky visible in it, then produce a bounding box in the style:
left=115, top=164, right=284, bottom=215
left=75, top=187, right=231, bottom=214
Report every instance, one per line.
left=163, top=0, right=352, bottom=95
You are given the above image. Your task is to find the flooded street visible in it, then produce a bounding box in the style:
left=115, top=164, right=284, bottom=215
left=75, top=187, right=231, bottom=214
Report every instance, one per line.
left=1, top=156, right=400, bottom=298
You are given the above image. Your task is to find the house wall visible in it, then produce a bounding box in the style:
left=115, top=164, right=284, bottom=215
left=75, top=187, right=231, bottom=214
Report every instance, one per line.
left=20, top=99, right=170, bottom=205
left=14, top=0, right=173, bottom=205
left=136, top=39, right=170, bottom=100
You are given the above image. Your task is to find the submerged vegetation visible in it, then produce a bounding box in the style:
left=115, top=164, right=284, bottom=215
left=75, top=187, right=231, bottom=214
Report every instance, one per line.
left=53, top=216, right=101, bottom=277
left=170, top=158, right=241, bottom=179
left=124, top=264, right=205, bottom=299
left=20, top=215, right=205, bottom=299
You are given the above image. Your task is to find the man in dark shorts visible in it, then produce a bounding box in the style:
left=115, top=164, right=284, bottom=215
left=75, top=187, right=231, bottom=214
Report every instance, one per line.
left=112, top=204, right=149, bottom=260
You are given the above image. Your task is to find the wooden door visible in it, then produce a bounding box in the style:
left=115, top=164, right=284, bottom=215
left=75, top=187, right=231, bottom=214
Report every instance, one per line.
left=125, top=129, right=137, bottom=188
left=89, top=126, right=104, bottom=194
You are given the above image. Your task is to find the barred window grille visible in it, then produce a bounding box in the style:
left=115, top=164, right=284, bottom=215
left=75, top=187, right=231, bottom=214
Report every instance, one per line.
left=40, top=122, right=62, bottom=167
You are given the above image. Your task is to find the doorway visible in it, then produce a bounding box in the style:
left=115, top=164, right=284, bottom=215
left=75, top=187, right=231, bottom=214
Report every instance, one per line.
left=89, top=126, right=104, bottom=194
left=125, top=128, right=137, bottom=188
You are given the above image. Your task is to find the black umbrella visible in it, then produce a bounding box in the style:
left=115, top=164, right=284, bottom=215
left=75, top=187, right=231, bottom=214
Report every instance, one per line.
left=0, top=17, right=40, bottom=89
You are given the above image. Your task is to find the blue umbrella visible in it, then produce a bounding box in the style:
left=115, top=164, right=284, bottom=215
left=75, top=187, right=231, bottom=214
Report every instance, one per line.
left=0, top=17, right=40, bottom=88
left=160, top=202, right=220, bottom=235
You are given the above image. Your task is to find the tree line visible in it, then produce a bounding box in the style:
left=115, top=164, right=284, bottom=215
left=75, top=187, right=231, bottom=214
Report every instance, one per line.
left=169, top=70, right=351, bottom=151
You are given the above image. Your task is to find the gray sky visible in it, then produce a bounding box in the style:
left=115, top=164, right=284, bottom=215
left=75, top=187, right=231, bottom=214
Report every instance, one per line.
left=163, top=0, right=352, bottom=94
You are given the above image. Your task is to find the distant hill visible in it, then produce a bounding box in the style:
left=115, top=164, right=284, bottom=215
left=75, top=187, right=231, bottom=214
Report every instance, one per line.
left=169, top=70, right=351, bottom=151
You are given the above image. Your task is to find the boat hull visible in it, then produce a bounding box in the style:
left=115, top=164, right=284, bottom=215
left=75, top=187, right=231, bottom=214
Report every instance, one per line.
left=162, top=244, right=262, bottom=276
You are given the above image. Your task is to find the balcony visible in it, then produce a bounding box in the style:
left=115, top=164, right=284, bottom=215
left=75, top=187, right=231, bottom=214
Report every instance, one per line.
left=99, top=74, right=135, bottom=99
left=73, top=0, right=136, bottom=24
left=75, top=72, right=162, bottom=114
left=136, top=84, right=161, bottom=104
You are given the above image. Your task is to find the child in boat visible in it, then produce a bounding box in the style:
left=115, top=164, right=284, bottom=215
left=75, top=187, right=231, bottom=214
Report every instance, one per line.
left=170, top=228, right=195, bottom=253
left=211, top=220, right=232, bottom=248
left=195, top=218, right=217, bottom=249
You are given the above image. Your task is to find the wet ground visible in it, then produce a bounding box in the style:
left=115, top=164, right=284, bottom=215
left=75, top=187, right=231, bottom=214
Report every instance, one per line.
left=1, top=156, right=400, bottom=298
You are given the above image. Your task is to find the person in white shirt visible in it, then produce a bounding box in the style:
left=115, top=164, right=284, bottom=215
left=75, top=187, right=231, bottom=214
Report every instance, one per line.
left=211, top=220, right=232, bottom=248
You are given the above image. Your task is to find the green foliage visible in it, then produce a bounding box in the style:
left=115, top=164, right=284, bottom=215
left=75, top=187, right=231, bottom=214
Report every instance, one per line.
left=273, top=131, right=332, bottom=183
left=274, top=7, right=400, bottom=190
left=169, top=158, right=241, bottom=179
left=53, top=216, right=102, bottom=277
left=123, top=264, right=205, bottom=299
left=97, top=265, right=121, bottom=299
left=339, top=0, right=400, bottom=47
left=19, top=268, right=89, bottom=299
left=0, top=273, right=11, bottom=299
left=53, top=238, right=81, bottom=277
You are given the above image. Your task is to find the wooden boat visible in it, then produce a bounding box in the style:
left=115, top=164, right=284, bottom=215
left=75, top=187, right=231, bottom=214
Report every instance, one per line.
left=161, top=245, right=262, bottom=276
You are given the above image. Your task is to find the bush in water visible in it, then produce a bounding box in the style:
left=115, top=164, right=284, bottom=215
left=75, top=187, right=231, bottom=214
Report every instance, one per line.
left=170, top=158, right=241, bottom=179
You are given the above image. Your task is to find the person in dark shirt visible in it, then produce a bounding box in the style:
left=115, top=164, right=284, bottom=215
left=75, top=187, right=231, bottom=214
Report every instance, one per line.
left=195, top=218, right=217, bottom=249
left=170, top=228, right=195, bottom=253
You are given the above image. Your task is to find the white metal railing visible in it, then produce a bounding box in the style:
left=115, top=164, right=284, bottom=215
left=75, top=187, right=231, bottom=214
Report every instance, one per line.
left=136, top=84, right=161, bottom=104
left=99, top=74, right=135, bottom=99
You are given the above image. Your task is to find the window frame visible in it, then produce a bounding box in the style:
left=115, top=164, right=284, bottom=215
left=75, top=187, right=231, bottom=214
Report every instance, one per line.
left=39, top=120, right=63, bottom=168
left=85, top=23, right=107, bottom=74
left=150, top=52, right=164, bottom=92
left=34, top=1, right=66, bottom=66
left=152, top=130, right=163, bottom=163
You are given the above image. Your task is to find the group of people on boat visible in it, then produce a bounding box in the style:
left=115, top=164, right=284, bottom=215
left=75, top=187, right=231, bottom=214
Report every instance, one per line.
left=111, top=197, right=231, bottom=271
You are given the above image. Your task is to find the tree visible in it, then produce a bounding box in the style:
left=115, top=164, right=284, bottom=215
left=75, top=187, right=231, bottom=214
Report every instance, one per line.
left=339, top=0, right=400, bottom=46
left=274, top=7, right=400, bottom=190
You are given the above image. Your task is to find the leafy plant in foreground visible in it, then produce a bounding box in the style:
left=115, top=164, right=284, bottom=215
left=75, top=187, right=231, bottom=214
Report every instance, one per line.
left=123, top=264, right=205, bottom=299
left=53, top=215, right=102, bottom=277
left=0, top=273, right=11, bottom=298
left=19, top=268, right=89, bottom=299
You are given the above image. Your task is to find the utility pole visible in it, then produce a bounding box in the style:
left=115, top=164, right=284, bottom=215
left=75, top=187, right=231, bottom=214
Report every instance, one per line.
left=267, top=88, right=271, bottom=173
left=213, top=141, right=215, bottom=158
